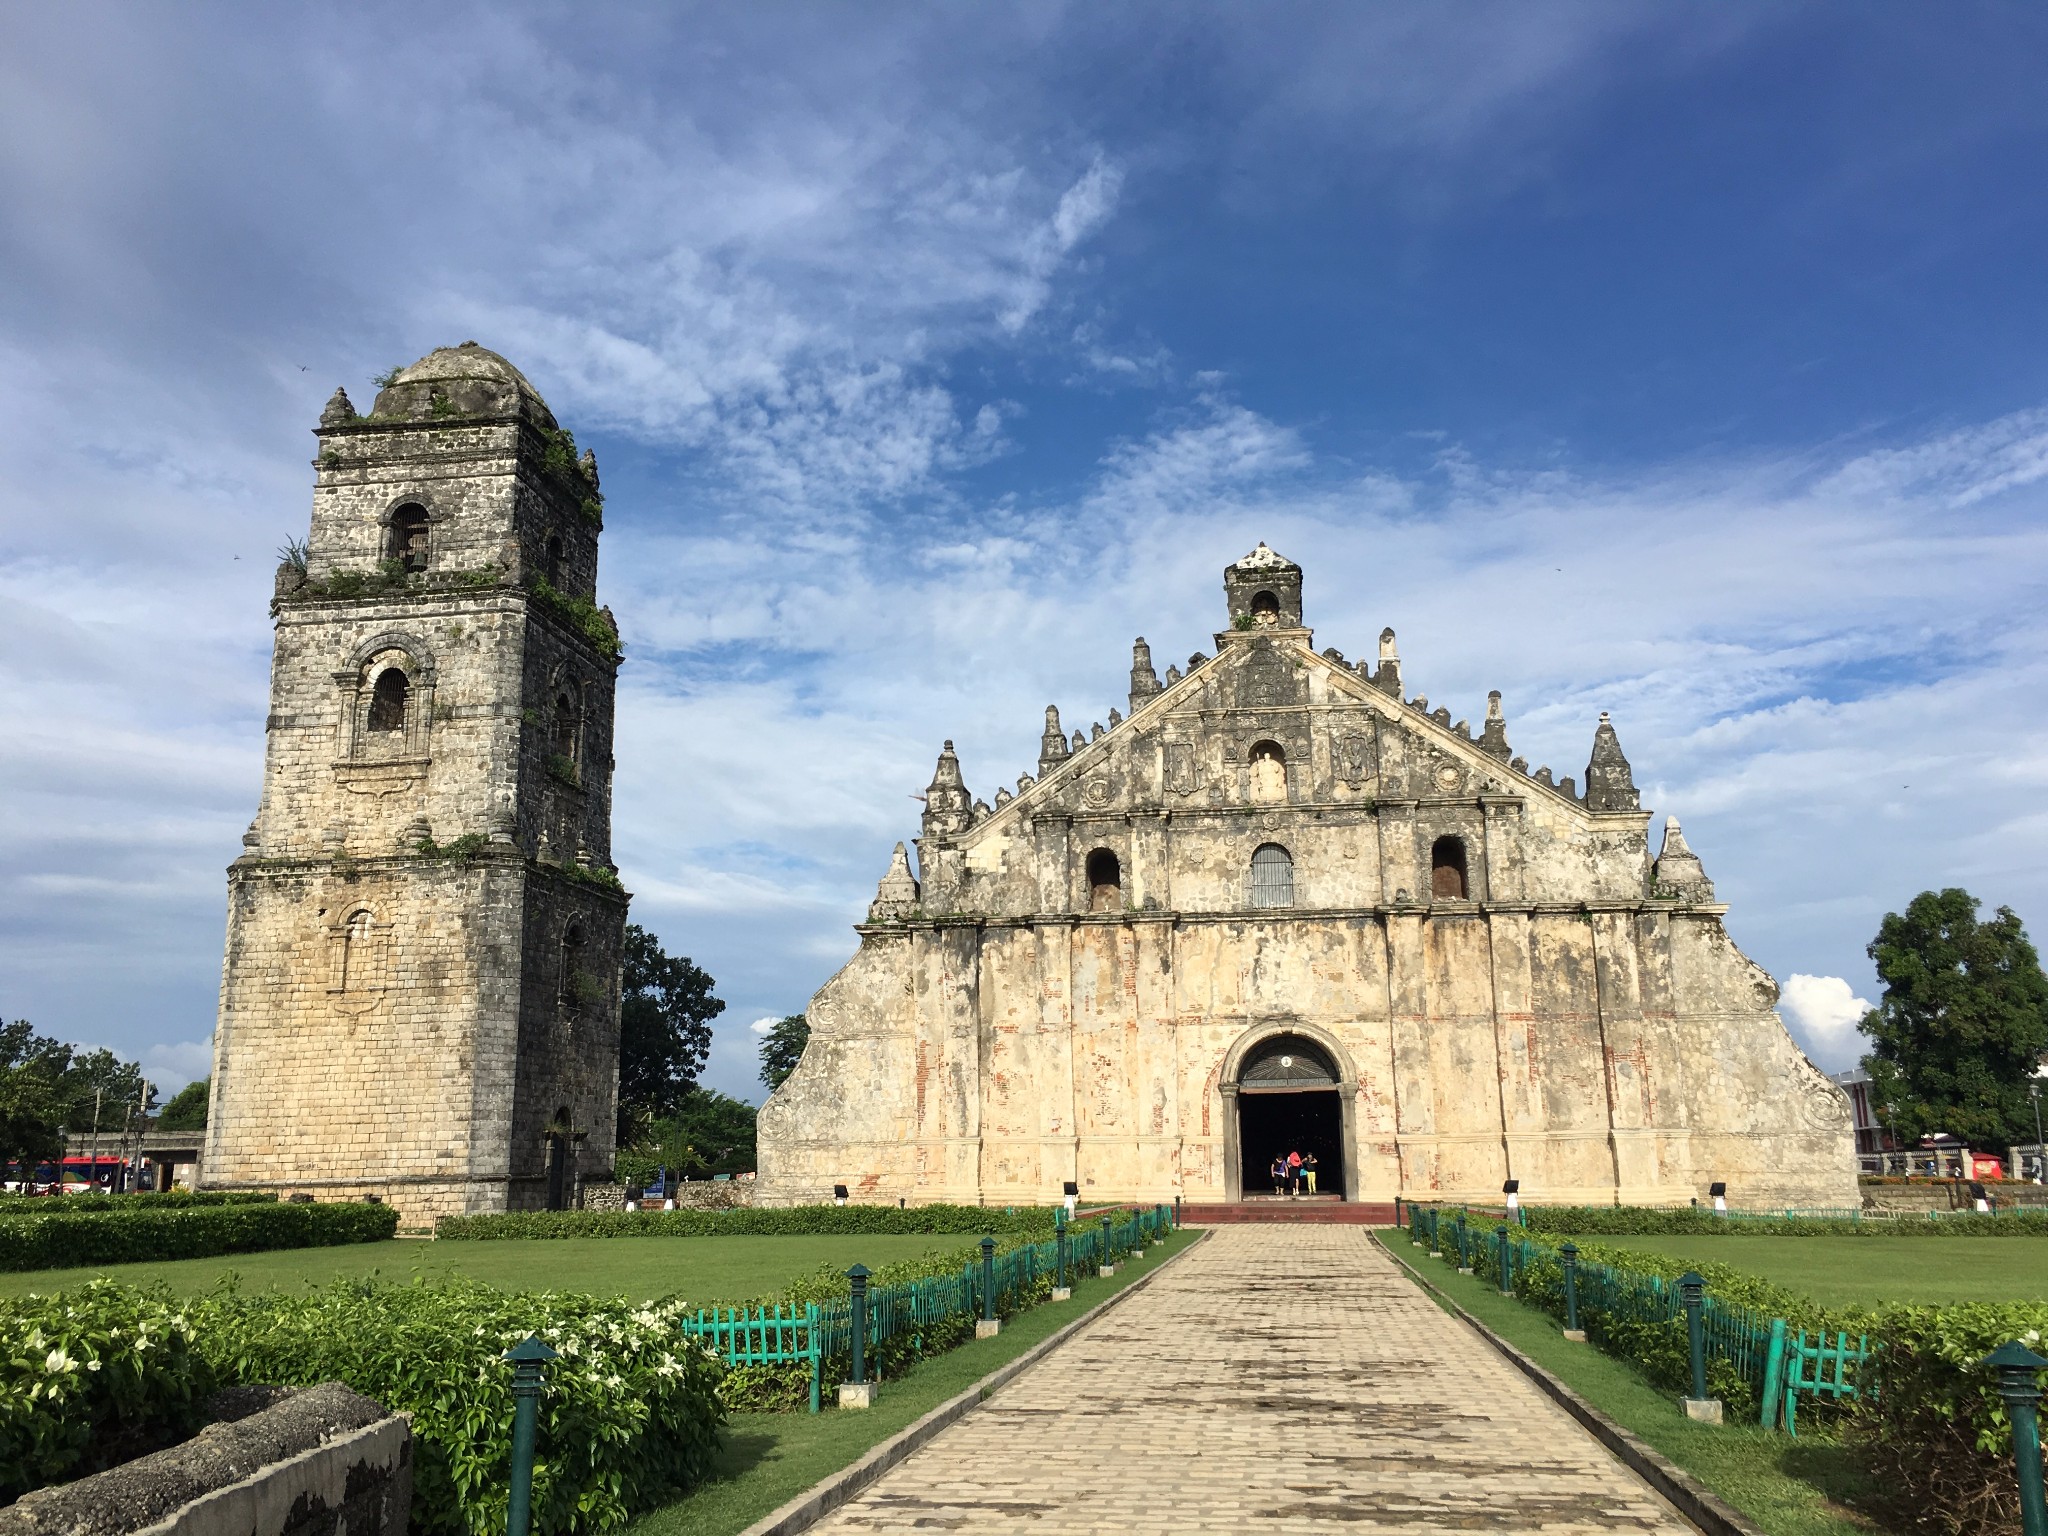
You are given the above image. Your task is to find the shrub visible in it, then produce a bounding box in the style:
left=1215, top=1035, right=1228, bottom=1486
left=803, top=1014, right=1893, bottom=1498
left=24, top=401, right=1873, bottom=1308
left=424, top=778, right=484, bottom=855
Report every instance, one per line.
left=0, top=1200, right=397, bottom=1272
left=436, top=1203, right=1058, bottom=1241
left=191, top=1279, right=724, bottom=1536
left=1522, top=1204, right=2048, bottom=1237
left=1854, top=1303, right=2048, bottom=1536
left=0, top=1282, right=215, bottom=1503
left=0, top=1191, right=275, bottom=1217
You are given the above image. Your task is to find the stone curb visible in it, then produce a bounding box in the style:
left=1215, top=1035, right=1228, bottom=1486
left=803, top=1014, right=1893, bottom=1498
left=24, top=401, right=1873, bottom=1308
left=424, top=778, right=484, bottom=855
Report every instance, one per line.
left=1374, top=1233, right=1767, bottom=1536
left=734, top=1229, right=1209, bottom=1536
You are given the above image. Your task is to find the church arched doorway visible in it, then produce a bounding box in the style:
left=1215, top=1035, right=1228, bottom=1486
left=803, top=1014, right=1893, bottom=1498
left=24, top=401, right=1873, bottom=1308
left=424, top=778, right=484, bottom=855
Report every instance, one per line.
left=1234, top=1034, right=1345, bottom=1201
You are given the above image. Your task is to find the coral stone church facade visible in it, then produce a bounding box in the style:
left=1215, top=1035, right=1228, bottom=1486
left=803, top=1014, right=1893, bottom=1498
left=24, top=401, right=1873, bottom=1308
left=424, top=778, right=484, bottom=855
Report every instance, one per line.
left=758, top=546, right=1858, bottom=1210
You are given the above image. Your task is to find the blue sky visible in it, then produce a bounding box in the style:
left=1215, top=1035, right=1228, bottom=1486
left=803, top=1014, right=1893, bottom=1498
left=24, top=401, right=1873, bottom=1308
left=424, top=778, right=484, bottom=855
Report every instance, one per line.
left=5, top=3, right=2048, bottom=1098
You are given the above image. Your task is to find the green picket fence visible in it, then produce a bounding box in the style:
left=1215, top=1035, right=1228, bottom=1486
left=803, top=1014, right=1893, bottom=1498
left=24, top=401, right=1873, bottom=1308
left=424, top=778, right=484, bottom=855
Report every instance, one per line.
left=681, top=1203, right=1173, bottom=1410
left=1406, top=1203, right=1872, bottom=1433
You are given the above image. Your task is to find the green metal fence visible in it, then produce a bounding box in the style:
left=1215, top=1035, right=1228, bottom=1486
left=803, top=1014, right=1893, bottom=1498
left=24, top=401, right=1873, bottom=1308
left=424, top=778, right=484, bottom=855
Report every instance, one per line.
left=1406, top=1202, right=1871, bottom=1433
left=681, top=1203, right=1173, bottom=1410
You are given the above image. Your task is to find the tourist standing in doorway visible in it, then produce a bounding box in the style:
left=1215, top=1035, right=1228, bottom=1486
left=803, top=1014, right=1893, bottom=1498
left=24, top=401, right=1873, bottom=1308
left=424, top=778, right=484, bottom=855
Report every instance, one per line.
left=1302, top=1151, right=1318, bottom=1194
left=1287, top=1148, right=1303, bottom=1196
left=1270, top=1155, right=1286, bottom=1196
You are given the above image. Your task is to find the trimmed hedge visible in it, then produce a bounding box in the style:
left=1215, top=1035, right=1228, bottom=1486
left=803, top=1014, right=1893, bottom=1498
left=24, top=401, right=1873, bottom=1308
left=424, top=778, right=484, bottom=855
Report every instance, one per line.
left=1855, top=1303, right=2048, bottom=1536
left=436, top=1202, right=1060, bottom=1241
left=2, top=1279, right=725, bottom=1536
left=0, top=1191, right=277, bottom=1218
left=1521, top=1205, right=2048, bottom=1237
left=0, top=1200, right=398, bottom=1272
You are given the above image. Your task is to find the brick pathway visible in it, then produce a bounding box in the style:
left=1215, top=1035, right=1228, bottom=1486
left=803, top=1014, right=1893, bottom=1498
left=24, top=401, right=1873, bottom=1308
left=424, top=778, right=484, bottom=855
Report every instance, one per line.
left=806, top=1226, right=1695, bottom=1534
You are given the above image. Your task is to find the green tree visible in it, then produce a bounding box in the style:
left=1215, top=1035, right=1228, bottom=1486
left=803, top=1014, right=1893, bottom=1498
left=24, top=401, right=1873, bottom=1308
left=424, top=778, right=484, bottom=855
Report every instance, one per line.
left=0, top=1022, right=154, bottom=1172
left=157, top=1078, right=210, bottom=1131
left=758, top=1013, right=810, bottom=1091
left=1860, top=889, right=2048, bottom=1148
left=617, top=1088, right=758, bottom=1183
left=616, top=924, right=724, bottom=1145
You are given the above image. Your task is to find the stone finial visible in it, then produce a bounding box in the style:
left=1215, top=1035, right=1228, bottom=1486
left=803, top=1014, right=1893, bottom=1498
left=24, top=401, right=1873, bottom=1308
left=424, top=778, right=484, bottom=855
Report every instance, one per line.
left=1090, top=722, right=1105, bottom=742
left=1072, top=730, right=1086, bottom=752
left=1108, top=708, right=1123, bottom=728
left=1479, top=690, right=1512, bottom=761
left=1322, top=647, right=1346, bottom=665
left=1430, top=707, right=1452, bottom=728
left=1129, top=637, right=1161, bottom=713
left=1584, top=710, right=1641, bottom=812
left=578, top=448, right=600, bottom=488
left=320, top=387, right=357, bottom=427
left=1017, top=773, right=1034, bottom=791
left=1560, top=775, right=1579, bottom=800
left=1187, top=651, right=1207, bottom=670
left=1510, top=755, right=1528, bottom=774
left=868, top=841, right=921, bottom=921
left=922, top=741, right=972, bottom=839
left=1454, top=719, right=1471, bottom=739
left=1165, top=664, right=1182, bottom=685
left=1534, top=766, right=1555, bottom=787
left=1412, top=694, right=1429, bottom=714
left=1372, top=627, right=1402, bottom=697
left=1039, top=706, right=1069, bottom=776
left=971, top=799, right=992, bottom=824
left=1652, top=816, right=1716, bottom=901
left=994, top=786, right=1012, bottom=807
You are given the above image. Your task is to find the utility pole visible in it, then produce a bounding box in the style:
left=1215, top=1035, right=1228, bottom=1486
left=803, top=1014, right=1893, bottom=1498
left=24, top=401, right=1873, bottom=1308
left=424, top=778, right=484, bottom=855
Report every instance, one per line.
left=2030, top=1079, right=2044, bottom=1186
left=89, top=1087, right=104, bottom=1193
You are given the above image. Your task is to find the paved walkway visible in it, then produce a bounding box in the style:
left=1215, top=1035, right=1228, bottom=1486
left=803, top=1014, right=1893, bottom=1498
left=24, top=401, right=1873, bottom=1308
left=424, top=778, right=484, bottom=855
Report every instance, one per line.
left=807, top=1226, right=1695, bottom=1534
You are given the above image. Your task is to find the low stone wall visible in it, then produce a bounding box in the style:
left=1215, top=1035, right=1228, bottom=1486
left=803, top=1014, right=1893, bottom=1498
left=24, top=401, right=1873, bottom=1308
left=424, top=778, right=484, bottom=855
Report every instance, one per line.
left=583, top=1178, right=756, bottom=1212
left=0, top=1383, right=410, bottom=1536
left=1862, top=1183, right=2048, bottom=1213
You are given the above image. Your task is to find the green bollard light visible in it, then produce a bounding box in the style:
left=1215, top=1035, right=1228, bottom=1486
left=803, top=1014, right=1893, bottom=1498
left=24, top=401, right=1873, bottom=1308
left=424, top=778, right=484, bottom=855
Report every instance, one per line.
left=847, top=1264, right=870, bottom=1385
left=1560, top=1243, right=1583, bottom=1339
left=1055, top=1206, right=1069, bottom=1292
left=1100, top=1213, right=1114, bottom=1276
left=981, top=1236, right=997, bottom=1321
left=503, top=1334, right=557, bottom=1536
left=1678, top=1271, right=1721, bottom=1422
left=1494, top=1225, right=1510, bottom=1295
left=1983, top=1340, right=2048, bottom=1536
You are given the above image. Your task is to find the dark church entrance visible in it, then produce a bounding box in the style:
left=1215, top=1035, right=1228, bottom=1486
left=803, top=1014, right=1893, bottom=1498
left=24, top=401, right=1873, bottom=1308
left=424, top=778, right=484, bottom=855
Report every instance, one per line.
left=1235, top=1035, right=1346, bottom=1200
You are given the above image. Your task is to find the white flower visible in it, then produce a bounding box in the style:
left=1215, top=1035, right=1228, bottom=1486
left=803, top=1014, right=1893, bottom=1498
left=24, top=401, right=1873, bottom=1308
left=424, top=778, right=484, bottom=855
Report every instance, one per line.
left=46, top=1348, right=74, bottom=1374
left=85, top=1359, right=101, bottom=1372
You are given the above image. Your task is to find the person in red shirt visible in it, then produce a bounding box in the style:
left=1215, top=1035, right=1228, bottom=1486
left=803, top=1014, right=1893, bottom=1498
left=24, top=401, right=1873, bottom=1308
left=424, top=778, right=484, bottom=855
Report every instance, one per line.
left=1286, top=1149, right=1303, bottom=1196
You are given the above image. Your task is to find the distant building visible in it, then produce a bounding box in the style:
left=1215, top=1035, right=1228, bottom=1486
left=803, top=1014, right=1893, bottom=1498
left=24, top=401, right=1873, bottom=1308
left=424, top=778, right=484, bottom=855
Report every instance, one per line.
left=1826, top=1067, right=1893, bottom=1157
left=758, top=545, right=1859, bottom=1210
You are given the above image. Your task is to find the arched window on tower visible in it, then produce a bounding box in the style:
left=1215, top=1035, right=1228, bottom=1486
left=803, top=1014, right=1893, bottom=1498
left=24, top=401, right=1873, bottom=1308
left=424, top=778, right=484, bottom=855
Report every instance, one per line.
left=1249, top=739, right=1287, bottom=803
left=1430, top=835, right=1469, bottom=900
left=552, top=683, right=581, bottom=767
left=368, top=667, right=409, bottom=733
left=340, top=909, right=375, bottom=990
left=1086, top=847, right=1122, bottom=913
left=1250, top=589, right=1280, bottom=626
left=1248, top=843, right=1294, bottom=908
left=560, top=923, right=587, bottom=1015
left=387, top=504, right=430, bottom=572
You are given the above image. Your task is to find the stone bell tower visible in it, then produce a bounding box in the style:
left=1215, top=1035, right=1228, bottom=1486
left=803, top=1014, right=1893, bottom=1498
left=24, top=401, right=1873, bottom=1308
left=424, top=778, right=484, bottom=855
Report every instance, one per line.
left=203, top=343, right=628, bottom=1219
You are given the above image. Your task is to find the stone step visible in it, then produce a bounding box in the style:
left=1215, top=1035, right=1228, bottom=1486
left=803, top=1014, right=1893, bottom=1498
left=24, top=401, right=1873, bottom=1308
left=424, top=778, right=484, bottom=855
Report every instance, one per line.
left=1180, top=1201, right=1396, bottom=1224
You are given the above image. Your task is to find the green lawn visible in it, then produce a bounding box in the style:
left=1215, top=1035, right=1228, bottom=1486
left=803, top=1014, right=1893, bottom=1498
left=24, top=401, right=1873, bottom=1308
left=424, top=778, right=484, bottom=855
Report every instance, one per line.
left=0, top=1235, right=971, bottom=1302
left=1377, top=1235, right=1888, bottom=1536
left=1574, top=1235, right=2048, bottom=1307
left=628, top=1229, right=1204, bottom=1536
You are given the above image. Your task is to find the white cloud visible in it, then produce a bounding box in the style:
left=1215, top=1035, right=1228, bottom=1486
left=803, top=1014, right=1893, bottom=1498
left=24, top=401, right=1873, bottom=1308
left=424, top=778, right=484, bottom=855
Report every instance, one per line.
left=748, top=1017, right=779, bottom=1036
left=140, top=1039, right=213, bottom=1092
left=1777, top=975, right=1875, bottom=1071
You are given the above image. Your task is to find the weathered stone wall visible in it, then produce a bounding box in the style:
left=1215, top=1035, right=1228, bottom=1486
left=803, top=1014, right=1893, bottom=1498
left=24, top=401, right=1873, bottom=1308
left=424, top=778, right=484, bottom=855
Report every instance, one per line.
left=758, top=547, right=1858, bottom=1211
left=0, top=1383, right=410, bottom=1536
left=206, top=346, right=625, bottom=1223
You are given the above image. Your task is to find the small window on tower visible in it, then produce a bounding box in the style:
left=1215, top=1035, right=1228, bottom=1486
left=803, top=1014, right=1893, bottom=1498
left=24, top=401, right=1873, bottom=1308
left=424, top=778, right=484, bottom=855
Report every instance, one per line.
left=560, top=923, right=587, bottom=1015
left=368, top=667, right=409, bottom=732
left=553, top=685, right=581, bottom=761
left=1086, top=848, right=1122, bottom=913
left=387, top=505, right=430, bottom=572
left=1250, top=589, right=1280, bottom=626
left=544, top=535, right=563, bottom=587
left=1431, top=836, right=1469, bottom=900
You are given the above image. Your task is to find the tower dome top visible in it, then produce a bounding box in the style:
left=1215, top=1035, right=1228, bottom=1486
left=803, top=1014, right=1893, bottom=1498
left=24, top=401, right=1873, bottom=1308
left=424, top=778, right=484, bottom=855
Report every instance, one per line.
left=369, top=341, right=557, bottom=429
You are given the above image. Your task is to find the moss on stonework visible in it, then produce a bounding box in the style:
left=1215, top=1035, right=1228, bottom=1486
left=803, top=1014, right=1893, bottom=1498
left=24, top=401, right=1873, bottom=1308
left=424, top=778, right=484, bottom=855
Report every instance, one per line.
left=415, top=833, right=491, bottom=862
left=529, top=574, right=622, bottom=660
left=560, top=861, right=624, bottom=893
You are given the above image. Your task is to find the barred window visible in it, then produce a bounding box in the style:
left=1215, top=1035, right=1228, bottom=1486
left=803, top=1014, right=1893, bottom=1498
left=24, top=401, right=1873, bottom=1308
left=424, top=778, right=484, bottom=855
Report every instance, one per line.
left=1249, top=843, right=1294, bottom=908
left=387, top=504, right=430, bottom=571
